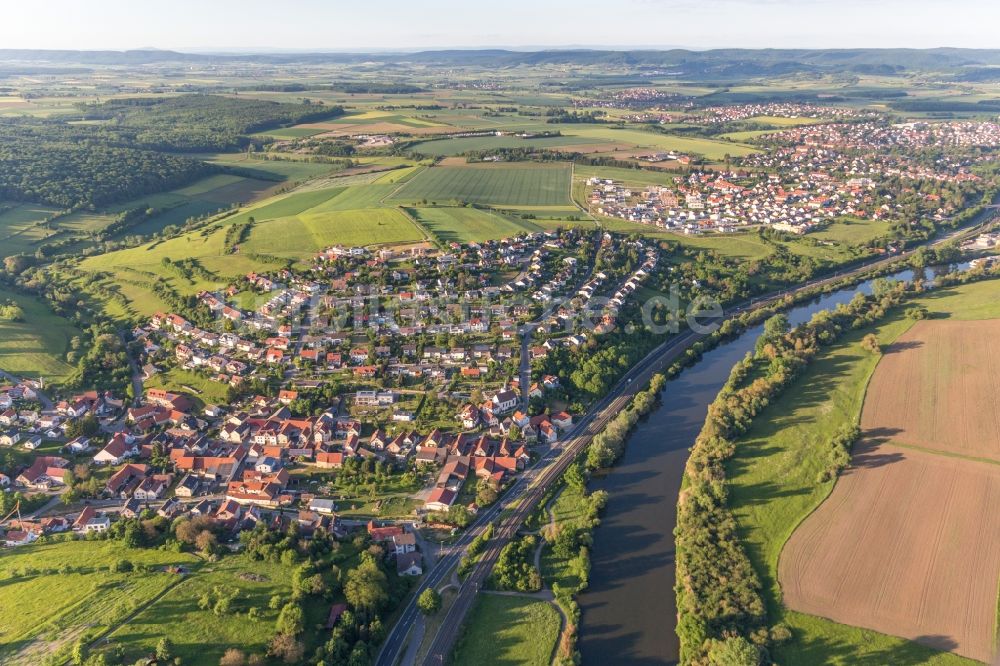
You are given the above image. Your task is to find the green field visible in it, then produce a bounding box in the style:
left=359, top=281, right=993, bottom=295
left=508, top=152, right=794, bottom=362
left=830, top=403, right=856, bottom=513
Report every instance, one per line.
left=244, top=207, right=423, bottom=258
left=202, top=153, right=344, bottom=182
left=450, top=594, right=561, bottom=666
left=144, top=368, right=231, bottom=408
left=0, top=286, right=81, bottom=383
left=78, top=181, right=424, bottom=308
left=0, top=202, right=61, bottom=258
left=409, top=206, right=547, bottom=243
left=107, top=553, right=325, bottom=665
left=0, top=540, right=200, bottom=665
left=388, top=164, right=573, bottom=206
left=559, top=126, right=757, bottom=159
left=725, top=278, right=1000, bottom=665
left=811, top=217, right=892, bottom=244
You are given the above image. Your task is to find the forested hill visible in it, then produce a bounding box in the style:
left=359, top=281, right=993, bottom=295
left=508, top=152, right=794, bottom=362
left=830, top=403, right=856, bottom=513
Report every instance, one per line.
left=0, top=95, right=343, bottom=209
left=78, top=95, right=344, bottom=152
left=4, top=47, right=1000, bottom=74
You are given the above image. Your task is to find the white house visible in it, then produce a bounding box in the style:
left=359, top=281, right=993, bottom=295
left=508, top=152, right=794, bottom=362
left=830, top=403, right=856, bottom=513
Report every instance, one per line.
left=93, top=434, right=137, bottom=466
left=490, top=390, right=519, bottom=414
left=308, top=498, right=337, bottom=515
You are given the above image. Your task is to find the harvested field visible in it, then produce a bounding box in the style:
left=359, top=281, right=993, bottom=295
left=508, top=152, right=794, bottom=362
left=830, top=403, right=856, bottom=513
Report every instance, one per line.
left=861, top=319, right=1000, bottom=462
left=779, top=440, right=1000, bottom=663
left=780, top=318, right=1000, bottom=663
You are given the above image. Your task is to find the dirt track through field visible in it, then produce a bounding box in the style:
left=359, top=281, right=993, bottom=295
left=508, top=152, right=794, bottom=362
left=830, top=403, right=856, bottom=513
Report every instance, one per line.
left=780, top=319, right=1000, bottom=663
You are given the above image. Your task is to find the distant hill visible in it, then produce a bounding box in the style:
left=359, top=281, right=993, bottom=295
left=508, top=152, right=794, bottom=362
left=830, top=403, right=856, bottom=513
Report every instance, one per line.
left=4, top=47, right=1000, bottom=75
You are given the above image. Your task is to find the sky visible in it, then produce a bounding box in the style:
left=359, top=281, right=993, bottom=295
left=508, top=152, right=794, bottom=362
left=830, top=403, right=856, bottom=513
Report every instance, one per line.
left=4, top=0, right=1000, bottom=51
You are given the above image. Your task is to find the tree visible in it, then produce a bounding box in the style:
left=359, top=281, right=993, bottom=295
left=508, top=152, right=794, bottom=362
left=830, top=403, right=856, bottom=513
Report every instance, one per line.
left=344, top=558, right=389, bottom=612
left=861, top=333, right=881, bottom=355
left=756, top=313, right=790, bottom=355
left=706, top=636, right=761, bottom=666
left=196, top=530, right=218, bottom=555
left=417, top=588, right=441, bottom=615
left=475, top=478, right=498, bottom=506
left=268, top=633, right=305, bottom=664
left=122, top=520, right=142, bottom=549
left=276, top=602, right=305, bottom=636
left=155, top=637, right=173, bottom=662
left=219, top=648, right=246, bottom=666
left=564, top=460, right=586, bottom=492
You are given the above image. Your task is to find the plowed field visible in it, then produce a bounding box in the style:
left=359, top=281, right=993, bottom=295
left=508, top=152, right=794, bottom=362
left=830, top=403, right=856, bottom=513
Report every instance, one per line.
left=780, top=319, right=1000, bottom=663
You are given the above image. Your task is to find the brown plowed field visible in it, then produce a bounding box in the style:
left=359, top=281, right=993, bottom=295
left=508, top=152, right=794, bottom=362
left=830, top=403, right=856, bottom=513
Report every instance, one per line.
left=861, top=319, right=1000, bottom=462
left=780, top=319, right=1000, bottom=663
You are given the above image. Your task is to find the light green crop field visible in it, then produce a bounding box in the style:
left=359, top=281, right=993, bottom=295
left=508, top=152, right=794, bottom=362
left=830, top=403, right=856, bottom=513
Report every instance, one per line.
left=597, top=218, right=776, bottom=259
left=0, top=285, right=81, bottom=383
left=450, top=594, right=561, bottom=666
left=557, top=126, right=757, bottom=158
left=746, top=115, right=826, bottom=127
left=718, top=129, right=782, bottom=142
left=81, top=183, right=400, bottom=317
left=409, top=206, right=547, bottom=243
left=0, top=540, right=200, bottom=665
left=388, top=164, right=573, bottom=206
left=243, top=207, right=423, bottom=258
left=725, top=278, right=1000, bottom=665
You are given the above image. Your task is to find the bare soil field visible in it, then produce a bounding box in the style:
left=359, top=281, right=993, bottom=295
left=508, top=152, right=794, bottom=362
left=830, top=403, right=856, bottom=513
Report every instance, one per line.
left=780, top=318, right=1000, bottom=663
left=861, top=319, right=1000, bottom=462
left=780, top=440, right=1000, bottom=662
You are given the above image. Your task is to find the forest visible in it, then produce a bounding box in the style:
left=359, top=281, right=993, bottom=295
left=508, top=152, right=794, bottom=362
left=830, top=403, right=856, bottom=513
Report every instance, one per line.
left=80, top=94, right=344, bottom=152
left=0, top=95, right=344, bottom=208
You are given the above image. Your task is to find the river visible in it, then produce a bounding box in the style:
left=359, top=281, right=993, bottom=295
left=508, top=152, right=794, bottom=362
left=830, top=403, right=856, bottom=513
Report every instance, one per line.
left=577, top=263, right=965, bottom=665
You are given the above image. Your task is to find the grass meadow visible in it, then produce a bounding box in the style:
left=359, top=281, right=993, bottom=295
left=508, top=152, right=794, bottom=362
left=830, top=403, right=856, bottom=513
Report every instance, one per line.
left=450, top=594, right=561, bottom=666
left=107, top=554, right=327, bottom=666
left=0, top=285, right=81, bottom=382
left=0, top=540, right=200, bottom=665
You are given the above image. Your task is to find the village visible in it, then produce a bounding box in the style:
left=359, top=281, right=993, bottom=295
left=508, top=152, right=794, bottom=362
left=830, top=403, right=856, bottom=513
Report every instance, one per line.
left=0, top=225, right=665, bottom=610
left=587, top=118, right=996, bottom=235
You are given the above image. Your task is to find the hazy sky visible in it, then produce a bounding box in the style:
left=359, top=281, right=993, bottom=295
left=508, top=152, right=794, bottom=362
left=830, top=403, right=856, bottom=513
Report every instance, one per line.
left=5, top=0, right=1000, bottom=51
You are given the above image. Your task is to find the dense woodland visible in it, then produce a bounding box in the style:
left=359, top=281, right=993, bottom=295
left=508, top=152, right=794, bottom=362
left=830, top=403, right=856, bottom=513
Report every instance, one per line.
left=0, top=121, right=212, bottom=208
left=0, top=95, right=344, bottom=208
left=80, top=95, right=344, bottom=152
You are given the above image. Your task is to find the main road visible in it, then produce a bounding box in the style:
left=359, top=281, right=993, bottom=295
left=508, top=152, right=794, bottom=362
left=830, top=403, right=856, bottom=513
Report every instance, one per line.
left=376, top=212, right=995, bottom=666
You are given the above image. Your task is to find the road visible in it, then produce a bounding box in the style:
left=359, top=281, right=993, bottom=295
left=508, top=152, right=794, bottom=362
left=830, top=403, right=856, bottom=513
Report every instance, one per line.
left=519, top=229, right=604, bottom=409
left=118, top=330, right=144, bottom=405
left=0, top=370, right=54, bottom=410
left=379, top=212, right=997, bottom=666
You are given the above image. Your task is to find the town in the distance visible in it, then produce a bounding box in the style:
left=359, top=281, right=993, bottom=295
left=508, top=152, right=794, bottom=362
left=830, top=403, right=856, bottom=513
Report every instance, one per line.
left=2, top=25, right=1000, bottom=666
